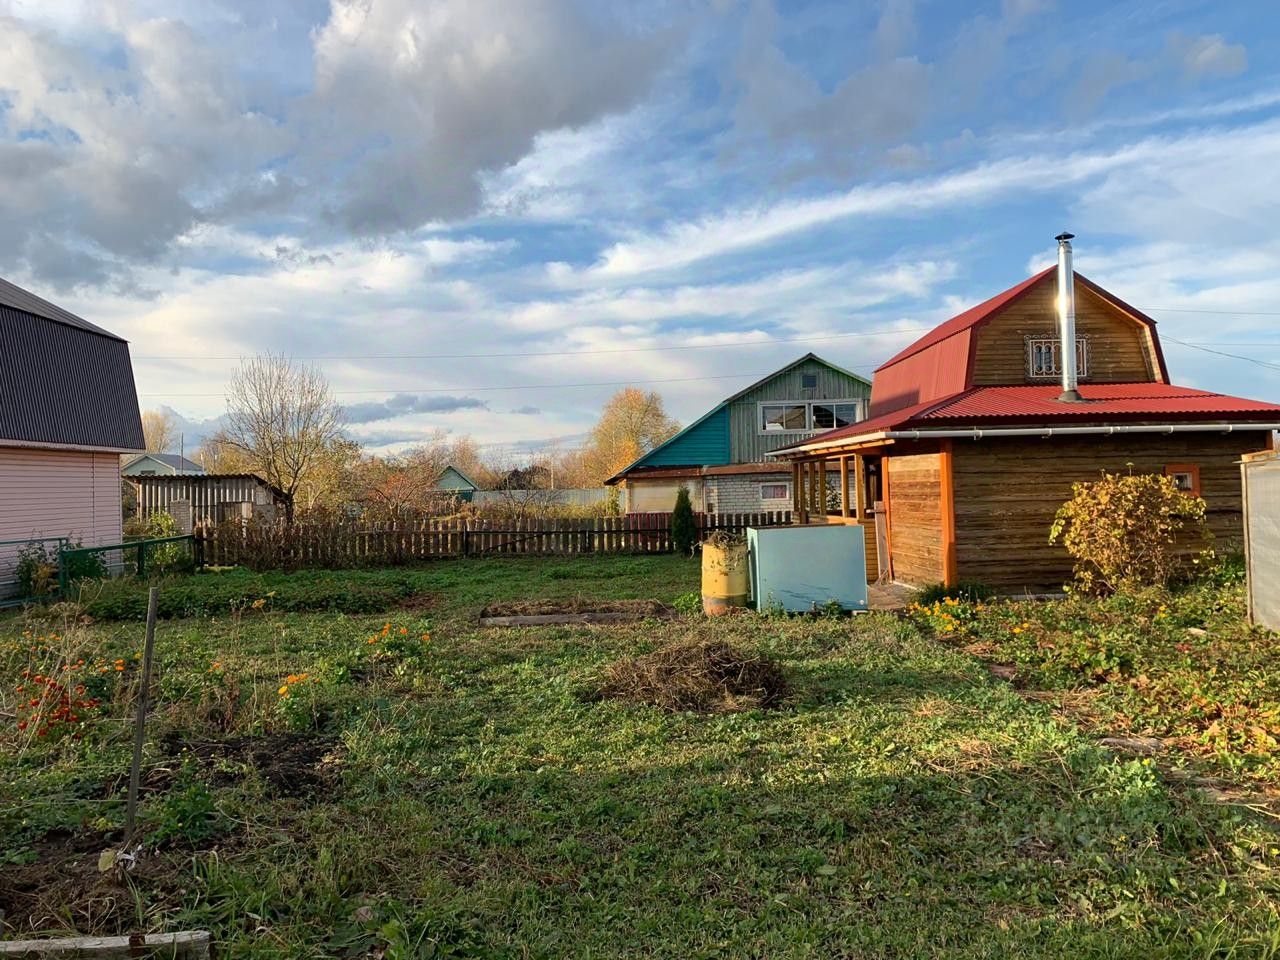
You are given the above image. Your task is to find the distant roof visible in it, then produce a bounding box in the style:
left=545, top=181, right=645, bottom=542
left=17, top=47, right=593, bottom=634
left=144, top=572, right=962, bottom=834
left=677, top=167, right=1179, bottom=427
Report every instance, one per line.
left=437, top=465, right=479, bottom=489
left=605, top=353, right=870, bottom=484
left=0, top=277, right=144, bottom=452
left=124, top=453, right=205, bottom=473
left=773, top=382, right=1280, bottom=453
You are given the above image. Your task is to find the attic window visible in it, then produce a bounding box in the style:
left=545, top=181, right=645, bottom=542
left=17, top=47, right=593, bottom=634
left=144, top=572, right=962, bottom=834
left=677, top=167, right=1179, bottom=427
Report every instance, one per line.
left=1026, top=335, right=1090, bottom=380
left=800, top=373, right=818, bottom=389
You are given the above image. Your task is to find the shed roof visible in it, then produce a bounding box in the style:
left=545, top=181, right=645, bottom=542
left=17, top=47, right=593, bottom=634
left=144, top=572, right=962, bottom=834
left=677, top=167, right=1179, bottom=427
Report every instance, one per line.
left=0, top=278, right=144, bottom=452
left=124, top=453, right=206, bottom=473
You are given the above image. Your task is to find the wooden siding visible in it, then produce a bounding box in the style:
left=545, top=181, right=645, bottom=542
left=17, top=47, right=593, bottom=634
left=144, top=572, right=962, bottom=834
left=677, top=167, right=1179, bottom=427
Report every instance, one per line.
left=885, top=449, right=945, bottom=585
left=970, top=281, right=1158, bottom=385
left=728, top=357, right=872, bottom=462
left=639, top=406, right=731, bottom=468
left=135, top=475, right=284, bottom=526
left=949, top=433, right=1266, bottom=592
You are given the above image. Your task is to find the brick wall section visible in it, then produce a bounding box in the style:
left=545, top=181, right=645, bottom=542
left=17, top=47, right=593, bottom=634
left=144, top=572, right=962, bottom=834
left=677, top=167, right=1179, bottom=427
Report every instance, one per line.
left=705, top=473, right=793, bottom=514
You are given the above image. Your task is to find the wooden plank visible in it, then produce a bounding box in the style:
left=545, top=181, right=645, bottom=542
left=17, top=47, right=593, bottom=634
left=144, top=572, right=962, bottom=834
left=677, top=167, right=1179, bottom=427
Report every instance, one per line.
left=0, top=931, right=211, bottom=958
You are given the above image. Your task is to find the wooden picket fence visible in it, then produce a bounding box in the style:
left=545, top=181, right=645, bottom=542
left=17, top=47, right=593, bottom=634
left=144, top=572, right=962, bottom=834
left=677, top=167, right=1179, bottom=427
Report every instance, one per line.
left=196, top=511, right=792, bottom=571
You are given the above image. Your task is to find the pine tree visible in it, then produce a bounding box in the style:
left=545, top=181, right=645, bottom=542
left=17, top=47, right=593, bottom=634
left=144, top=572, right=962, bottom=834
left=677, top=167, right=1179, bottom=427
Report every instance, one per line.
left=671, top=486, right=697, bottom=556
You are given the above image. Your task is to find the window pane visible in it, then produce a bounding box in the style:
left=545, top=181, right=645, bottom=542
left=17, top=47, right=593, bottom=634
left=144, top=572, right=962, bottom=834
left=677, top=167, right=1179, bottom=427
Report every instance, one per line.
left=833, top=403, right=860, bottom=427
left=763, top=404, right=806, bottom=431
left=812, top=404, right=834, bottom=429
left=760, top=483, right=789, bottom=500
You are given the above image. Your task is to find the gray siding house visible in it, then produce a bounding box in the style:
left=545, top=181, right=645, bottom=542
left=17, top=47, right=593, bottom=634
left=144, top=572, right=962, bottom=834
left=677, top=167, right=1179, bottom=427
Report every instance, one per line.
left=605, top=354, right=871, bottom=513
left=122, top=453, right=206, bottom=477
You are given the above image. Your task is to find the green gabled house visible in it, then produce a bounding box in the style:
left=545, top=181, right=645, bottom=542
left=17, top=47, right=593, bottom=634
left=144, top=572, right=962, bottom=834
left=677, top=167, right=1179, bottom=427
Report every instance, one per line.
left=604, top=354, right=871, bottom=513
left=436, top=465, right=478, bottom=502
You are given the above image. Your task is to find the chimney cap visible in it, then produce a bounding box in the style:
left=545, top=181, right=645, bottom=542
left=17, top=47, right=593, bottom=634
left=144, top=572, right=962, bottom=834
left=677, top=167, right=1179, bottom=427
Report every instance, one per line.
left=1055, top=231, right=1075, bottom=242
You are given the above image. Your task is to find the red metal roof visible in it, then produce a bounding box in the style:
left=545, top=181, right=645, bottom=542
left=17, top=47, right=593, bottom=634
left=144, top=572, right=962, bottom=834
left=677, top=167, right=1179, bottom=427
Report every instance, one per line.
left=773, top=382, right=1280, bottom=453
left=876, top=267, right=1055, bottom=371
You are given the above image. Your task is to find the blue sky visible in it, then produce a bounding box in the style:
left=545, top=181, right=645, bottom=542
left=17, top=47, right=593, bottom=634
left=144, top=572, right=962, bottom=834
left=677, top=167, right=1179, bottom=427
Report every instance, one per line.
left=2, top=0, right=1279, bottom=456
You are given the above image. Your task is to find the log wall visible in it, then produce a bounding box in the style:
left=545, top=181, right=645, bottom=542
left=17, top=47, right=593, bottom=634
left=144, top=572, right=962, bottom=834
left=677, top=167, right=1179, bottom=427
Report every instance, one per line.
left=949, top=432, right=1268, bottom=591
left=969, top=282, right=1159, bottom=385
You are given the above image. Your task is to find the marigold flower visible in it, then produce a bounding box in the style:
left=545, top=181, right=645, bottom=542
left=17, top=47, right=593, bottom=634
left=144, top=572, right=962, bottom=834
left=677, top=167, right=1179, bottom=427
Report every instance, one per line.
left=399, top=627, right=408, bottom=635
left=278, top=685, right=289, bottom=696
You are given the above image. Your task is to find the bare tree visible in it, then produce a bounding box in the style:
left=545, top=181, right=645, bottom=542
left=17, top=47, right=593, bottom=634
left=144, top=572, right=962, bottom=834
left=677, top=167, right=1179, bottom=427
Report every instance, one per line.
left=213, top=354, right=345, bottom=521
left=140, top=409, right=179, bottom=453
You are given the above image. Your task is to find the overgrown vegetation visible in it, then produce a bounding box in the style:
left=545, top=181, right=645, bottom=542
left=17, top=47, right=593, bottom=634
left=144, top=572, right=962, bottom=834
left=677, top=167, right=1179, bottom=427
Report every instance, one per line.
left=1050, top=470, right=1211, bottom=594
left=908, top=555, right=1280, bottom=784
left=3, top=555, right=1280, bottom=956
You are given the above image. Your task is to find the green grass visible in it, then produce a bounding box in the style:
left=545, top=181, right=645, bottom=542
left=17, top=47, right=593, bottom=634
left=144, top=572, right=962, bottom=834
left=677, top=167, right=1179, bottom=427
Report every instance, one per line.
left=3, top=557, right=1279, bottom=958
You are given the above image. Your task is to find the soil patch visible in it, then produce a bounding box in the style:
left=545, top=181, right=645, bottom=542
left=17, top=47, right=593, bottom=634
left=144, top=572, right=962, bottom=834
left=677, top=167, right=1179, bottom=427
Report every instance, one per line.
left=396, top=593, right=438, bottom=612
left=479, top=598, right=674, bottom=627
left=600, top=639, right=788, bottom=713
left=163, top=731, right=338, bottom=798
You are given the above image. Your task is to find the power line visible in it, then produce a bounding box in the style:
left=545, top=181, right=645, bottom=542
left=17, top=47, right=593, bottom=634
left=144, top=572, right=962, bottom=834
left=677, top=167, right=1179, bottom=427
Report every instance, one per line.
left=1163, top=337, right=1280, bottom=372
left=137, top=369, right=846, bottom=398
left=131, top=328, right=930, bottom=362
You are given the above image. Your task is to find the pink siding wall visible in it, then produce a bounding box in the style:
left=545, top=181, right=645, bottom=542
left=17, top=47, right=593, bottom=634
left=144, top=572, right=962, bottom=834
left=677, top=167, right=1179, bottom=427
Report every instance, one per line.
left=0, top=447, right=122, bottom=547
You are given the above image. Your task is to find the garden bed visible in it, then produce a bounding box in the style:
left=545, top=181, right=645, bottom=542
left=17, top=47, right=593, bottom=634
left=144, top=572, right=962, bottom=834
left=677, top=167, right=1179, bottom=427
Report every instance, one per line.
left=478, top=598, right=675, bottom=626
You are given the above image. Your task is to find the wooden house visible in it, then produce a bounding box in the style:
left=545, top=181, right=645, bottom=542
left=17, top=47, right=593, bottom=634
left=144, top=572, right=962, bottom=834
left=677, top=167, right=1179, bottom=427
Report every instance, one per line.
left=0, top=277, right=144, bottom=596
left=605, top=354, right=871, bottom=513
left=771, top=235, right=1280, bottom=592
left=436, top=465, right=478, bottom=502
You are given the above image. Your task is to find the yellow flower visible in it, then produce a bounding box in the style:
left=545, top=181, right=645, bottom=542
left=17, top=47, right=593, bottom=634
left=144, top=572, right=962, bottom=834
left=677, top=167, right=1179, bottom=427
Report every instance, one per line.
left=278, top=685, right=289, bottom=696
left=251, top=598, right=266, bottom=610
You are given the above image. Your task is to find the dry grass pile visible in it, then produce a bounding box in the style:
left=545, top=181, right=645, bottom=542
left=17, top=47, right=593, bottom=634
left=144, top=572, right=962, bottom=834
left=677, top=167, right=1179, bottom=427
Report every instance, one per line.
left=600, top=639, right=787, bottom=713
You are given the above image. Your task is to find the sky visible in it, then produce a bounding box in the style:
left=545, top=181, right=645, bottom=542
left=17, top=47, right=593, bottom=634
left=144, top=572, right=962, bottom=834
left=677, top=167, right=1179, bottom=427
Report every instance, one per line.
left=2, top=0, right=1280, bottom=459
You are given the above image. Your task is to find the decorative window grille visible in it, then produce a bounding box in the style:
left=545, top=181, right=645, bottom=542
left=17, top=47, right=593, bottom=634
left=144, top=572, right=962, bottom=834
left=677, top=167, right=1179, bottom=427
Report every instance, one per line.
left=1025, top=336, right=1090, bottom=379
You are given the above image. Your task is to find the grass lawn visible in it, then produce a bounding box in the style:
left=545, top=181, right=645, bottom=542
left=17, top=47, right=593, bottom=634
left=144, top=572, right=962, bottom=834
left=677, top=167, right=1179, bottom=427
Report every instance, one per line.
left=3, top=555, right=1279, bottom=958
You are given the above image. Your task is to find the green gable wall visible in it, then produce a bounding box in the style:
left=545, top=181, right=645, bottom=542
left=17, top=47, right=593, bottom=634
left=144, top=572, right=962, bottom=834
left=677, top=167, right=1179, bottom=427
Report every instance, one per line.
left=632, top=406, right=731, bottom=468
left=727, top=357, right=872, bottom=462
left=437, top=466, right=477, bottom=491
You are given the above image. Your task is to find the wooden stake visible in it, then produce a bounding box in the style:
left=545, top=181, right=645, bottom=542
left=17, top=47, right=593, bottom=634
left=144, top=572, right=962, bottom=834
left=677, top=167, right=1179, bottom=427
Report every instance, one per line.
left=123, top=586, right=159, bottom=847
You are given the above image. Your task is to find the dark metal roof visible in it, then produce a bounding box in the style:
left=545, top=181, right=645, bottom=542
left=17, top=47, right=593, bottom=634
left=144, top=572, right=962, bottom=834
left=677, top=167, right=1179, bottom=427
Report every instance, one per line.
left=0, top=276, right=119, bottom=338
left=0, top=279, right=144, bottom=452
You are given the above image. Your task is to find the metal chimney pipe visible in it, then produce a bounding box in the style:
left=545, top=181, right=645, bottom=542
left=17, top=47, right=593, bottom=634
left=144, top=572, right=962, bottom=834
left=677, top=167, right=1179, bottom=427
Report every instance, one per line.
left=1055, top=232, right=1082, bottom=403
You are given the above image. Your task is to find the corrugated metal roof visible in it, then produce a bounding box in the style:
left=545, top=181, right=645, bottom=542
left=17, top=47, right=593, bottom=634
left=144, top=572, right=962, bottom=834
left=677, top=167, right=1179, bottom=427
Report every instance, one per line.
left=920, top=383, right=1280, bottom=422
left=773, top=382, right=1280, bottom=453
left=0, top=276, right=120, bottom=339
left=0, top=282, right=144, bottom=451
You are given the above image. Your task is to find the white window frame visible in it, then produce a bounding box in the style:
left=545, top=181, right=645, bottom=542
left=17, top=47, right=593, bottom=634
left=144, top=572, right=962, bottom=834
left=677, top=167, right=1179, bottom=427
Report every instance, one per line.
left=759, top=481, right=791, bottom=502
left=1025, top=335, right=1090, bottom=380
left=757, top=398, right=867, bottom=435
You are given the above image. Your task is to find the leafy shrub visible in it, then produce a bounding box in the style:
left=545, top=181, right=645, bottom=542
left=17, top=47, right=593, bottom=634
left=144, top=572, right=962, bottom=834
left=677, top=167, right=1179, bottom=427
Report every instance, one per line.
left=670, top=486, right=697, bottom=556
left=14, top=541, right=59, bottom=598
left=1049, top=470, right=1209, bottom=594
left=914, top=581, right=994, bottom=606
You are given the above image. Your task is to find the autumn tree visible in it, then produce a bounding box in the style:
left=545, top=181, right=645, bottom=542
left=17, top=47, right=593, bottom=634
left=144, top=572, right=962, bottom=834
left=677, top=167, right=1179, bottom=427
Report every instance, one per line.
left=140, top=408, right=179, bottom=453
left=209, top=354, right=346, bottom=521
left=579, top=388, right=680, bottom=485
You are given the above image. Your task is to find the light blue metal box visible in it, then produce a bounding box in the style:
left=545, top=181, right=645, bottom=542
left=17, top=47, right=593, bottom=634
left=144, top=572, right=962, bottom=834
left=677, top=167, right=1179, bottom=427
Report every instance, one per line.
left=747, top=525, right=869, bottom=613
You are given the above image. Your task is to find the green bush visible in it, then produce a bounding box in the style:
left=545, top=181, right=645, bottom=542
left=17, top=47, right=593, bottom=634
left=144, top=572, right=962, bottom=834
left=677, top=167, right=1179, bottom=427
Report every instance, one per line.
left=670, top=486, right=696, bottom=556
left=914, top=581, right=994, bottom=606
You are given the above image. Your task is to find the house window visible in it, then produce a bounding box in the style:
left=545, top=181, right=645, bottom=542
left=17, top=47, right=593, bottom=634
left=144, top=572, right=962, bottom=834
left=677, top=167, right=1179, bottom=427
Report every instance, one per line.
left=761, top=404, right=808, bottom=432
left=812, top=402, right=863, bottom=430
left=1164, top=463, right=1201, bottom=497
left=760, top=482, right=790, bottom=502
left=759, top=399, right=866, bottom=434
left=801, top=373, right=818, bottom=389
left=1026, top=335, right=1090, bottom=380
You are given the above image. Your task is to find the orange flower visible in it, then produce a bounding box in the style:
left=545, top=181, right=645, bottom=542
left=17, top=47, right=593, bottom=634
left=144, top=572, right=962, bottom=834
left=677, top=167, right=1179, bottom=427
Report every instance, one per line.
left=366, top=636, right=378, bottom=645
left=399, top=627, right=408, bottom=635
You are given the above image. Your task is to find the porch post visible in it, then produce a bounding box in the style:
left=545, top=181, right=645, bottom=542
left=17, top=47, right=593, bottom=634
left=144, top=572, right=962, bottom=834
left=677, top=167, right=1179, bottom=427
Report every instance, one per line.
left=818, top=459, right=829, bottom=517
left=854, top=455, right=865, bottom=519
left=839, top=456, right=851, bottom=518
left=791, top=462, right=802, bottom=521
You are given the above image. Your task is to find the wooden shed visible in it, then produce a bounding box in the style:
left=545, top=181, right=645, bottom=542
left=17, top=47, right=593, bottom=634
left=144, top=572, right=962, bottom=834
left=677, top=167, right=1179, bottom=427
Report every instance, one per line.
left=132, top=473, right=290, bottom=531
left=772, top=236, right=1280, bottom=593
